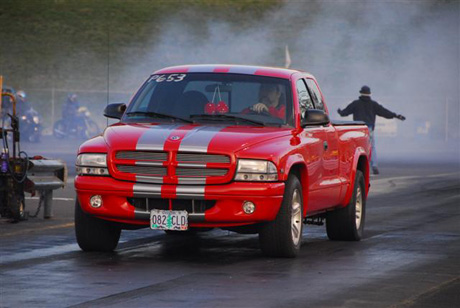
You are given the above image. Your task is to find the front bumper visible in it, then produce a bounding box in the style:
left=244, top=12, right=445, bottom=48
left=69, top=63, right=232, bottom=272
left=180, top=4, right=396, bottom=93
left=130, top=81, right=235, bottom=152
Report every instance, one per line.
left=75, top=176, right=285, bottom=227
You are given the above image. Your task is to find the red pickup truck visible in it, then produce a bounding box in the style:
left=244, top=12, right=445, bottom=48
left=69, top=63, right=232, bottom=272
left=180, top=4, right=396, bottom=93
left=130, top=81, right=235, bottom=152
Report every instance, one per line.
left=75, top=65, right=371, bottom=257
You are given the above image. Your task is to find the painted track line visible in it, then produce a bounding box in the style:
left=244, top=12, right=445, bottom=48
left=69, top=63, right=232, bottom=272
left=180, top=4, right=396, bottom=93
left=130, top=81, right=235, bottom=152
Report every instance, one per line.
left=389, top=277, right=460, bottom=308
left=1, top=222, right=75, bottom=237
left=371, top=172, right=460, bottom=184
left=25, top=197, right=75, bottom=201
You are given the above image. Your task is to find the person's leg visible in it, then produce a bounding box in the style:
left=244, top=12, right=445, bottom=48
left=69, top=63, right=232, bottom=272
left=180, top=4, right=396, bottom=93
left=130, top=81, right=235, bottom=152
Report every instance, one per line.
left=369, top=129, right=379, bottom=174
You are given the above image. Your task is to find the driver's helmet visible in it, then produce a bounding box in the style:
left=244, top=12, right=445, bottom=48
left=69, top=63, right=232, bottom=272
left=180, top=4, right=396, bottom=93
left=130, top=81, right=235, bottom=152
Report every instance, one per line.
left=2, top=86, right=15, bottom=94
left=16, top=90, right=26, bottom=101
left=68, top=93, right=78, bottom=103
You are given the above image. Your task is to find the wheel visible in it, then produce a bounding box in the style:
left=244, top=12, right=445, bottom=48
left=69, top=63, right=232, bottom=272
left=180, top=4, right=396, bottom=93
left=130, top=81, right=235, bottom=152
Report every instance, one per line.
left=29, top=132, right=41, bottom=143
left=326, top=170, right=365, bottom=241
left=259, top=174, right=303, bottom=257
left=53, top=120, right=66, bottom=139
left=74, top=200, right=121, bottom=252
left=82, top=120, right=100, bottom=139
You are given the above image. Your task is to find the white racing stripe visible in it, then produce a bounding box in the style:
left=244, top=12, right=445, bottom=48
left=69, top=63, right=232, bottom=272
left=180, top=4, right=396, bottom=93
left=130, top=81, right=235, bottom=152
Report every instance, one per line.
left=133, top=184, right=162, bottom=197
left=176, top=186, right=205, bottom=199
left=136, top=124, right=181, bottom=151
left=179, top=126, right=227, bottom=153
left=133, top=184, right=205, bottom=199
left=135, top=175, right=164, bottom=184
left=228, top=67, right=258, bottom=74
left=187, top=65, right=216, bottom=72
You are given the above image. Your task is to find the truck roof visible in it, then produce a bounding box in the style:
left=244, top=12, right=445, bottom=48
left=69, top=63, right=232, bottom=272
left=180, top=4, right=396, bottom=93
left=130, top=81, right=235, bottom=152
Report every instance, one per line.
left=153, top=64, right=312, bottom=79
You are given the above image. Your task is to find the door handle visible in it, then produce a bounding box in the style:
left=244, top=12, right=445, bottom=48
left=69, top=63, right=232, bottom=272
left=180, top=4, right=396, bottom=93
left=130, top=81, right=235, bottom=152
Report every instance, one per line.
left=323, top=141, right=328, bottom=151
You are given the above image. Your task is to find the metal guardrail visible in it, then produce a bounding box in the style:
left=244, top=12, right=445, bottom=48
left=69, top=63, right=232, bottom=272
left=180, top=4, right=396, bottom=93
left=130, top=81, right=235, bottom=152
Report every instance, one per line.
left=26, top=159, right=67, bottom=219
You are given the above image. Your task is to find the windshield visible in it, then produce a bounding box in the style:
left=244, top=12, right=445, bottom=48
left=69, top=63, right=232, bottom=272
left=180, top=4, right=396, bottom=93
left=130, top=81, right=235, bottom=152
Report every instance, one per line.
left=124, top=73, right=293, bottom=126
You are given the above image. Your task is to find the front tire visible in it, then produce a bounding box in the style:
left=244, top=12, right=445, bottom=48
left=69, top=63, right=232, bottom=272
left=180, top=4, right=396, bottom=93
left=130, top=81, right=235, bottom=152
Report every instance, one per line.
left=75, top=200, right=121, bottom=252
left=259, top=174, right=303, bottom=257
left=326, top=170, right=366, bottom=241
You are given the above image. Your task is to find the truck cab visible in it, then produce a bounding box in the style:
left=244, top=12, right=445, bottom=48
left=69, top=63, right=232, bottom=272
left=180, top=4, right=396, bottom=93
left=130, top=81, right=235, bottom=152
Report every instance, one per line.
left=75, top=65, right=370, bottom=257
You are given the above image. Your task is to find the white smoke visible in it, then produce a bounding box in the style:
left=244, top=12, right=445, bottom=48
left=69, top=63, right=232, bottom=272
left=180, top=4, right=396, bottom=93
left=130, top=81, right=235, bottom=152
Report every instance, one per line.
left=119, top=0, right=459, bottom=163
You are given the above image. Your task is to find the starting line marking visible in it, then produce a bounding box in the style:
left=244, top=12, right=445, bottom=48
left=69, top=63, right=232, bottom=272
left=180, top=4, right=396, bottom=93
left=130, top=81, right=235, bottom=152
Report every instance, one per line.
left=25, top=197, right=74, bottom=201
left=371, top=172, right=460, bottom=184
left=1, top=222, right=75, bottom=237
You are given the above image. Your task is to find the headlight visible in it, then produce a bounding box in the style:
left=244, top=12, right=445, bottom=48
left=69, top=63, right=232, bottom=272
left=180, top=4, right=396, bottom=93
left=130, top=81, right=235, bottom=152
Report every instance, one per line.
left=234, top=159, right=278, bottom=182
left=32, top=116, right=40, bottom=124
left=21, top=115, right=27, bottom=120
left=76, top=154, right=108, bottom=176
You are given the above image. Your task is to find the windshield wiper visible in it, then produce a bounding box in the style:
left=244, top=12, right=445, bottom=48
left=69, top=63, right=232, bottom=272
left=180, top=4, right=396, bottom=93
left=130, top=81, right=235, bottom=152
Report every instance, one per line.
left=126, top=111, right=192, bottom=123
left=190, top=114, right=266, bottom=126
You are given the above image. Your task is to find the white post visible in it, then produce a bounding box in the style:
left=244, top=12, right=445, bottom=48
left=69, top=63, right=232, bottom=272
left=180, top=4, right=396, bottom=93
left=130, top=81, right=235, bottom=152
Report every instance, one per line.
left=445, top=97, right=449, bottom=142
left=51, top=87, right=55, bottom=133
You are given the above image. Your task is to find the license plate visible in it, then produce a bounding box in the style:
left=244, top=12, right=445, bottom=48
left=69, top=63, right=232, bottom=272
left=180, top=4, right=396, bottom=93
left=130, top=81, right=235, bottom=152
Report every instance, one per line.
left=150, top=209, right=188, bottom=231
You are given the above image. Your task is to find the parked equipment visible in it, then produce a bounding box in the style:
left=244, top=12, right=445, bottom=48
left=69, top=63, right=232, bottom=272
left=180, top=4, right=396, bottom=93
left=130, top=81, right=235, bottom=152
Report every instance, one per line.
left=1, top=77, right=67, bottom=222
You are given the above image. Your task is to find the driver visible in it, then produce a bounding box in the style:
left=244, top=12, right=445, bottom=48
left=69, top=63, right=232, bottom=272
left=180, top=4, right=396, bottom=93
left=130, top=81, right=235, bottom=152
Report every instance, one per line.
left=62, top=93, right=81, bottom=131
left=247, top=83, right=285, bottom=120
left=16, top=90, right=32, bottom=116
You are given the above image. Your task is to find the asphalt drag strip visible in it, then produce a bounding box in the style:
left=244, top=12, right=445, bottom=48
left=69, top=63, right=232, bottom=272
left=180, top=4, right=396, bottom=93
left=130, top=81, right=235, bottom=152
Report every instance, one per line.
left=0, top=163, right=459, bottom=307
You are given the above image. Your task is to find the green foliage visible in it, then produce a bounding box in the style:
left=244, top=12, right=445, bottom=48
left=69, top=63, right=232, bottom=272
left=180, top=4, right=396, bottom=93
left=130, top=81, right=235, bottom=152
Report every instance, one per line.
left=0, top=0, right=281, bottom=128
left=0, top=0, right=281, bottom=89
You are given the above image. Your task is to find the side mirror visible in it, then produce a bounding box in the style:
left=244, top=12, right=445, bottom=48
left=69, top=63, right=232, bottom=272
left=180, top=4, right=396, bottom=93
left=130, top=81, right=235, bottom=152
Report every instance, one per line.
left=104, top=103, right=126, bottom=119
left=301, top=109, right=330, bottom=127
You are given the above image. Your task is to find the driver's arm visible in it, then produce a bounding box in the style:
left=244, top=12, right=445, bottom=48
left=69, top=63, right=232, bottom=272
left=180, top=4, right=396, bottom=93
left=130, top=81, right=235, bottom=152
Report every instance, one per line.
left=251, top=102, right=269, bottom=113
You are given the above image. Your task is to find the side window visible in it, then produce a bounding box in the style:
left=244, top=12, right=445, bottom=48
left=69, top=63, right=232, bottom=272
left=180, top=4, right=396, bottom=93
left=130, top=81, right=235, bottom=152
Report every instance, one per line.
left=296, top=79, right=314, bottom=119
left=306, top=79, right=324, bottom=111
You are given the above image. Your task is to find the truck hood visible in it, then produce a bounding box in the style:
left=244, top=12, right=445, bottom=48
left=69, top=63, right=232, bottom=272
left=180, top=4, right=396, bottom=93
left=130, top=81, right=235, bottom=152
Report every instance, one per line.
left=103, top=123, right=292, bottom=154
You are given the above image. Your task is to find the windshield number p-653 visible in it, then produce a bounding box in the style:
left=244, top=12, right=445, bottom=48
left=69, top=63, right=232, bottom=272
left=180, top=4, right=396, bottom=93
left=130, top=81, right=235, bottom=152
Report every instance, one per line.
left=149, top=74, right=187, bottom=83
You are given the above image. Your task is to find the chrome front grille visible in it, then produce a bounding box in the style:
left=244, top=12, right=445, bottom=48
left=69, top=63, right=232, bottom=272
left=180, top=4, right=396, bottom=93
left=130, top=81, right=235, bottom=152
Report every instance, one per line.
left=116, top=165, right=167, bottom=176
left=176, top=153, right=230, bottom=164
left=116, top=151, right=167, bottom=161
left=114, top=150, right=231, bottom=184
left=176, top=168, right=227, bottom=176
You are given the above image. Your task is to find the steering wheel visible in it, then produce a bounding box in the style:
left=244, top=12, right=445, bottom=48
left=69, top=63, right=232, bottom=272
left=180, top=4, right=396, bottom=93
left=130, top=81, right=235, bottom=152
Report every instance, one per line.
left=246, top=108, right=272, bottom=117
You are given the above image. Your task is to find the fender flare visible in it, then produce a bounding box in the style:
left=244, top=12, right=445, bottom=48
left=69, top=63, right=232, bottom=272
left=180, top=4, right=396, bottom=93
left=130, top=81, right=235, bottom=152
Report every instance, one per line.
left=281, top=154, right=309, bottom=216
left=341, top=147, right=369, bottom=207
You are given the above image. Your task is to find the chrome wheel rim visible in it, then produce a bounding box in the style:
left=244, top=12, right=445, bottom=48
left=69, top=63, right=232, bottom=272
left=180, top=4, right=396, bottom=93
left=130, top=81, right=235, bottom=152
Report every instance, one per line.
left=291, top=189, right=302, bottom=246
left=355, top=186, right=363, bottom=229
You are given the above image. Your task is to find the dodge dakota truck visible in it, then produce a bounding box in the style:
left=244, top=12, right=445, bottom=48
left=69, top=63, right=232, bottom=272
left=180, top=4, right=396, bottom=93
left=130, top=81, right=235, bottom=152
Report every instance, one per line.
left=75, top=65, right=371, bottom=257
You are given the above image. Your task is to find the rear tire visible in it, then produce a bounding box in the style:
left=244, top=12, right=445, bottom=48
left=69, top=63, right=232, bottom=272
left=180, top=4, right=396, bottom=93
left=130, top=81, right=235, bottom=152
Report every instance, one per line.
left=326, top=170, right=366, bottom=241
left=75, top=200, right=121, bottom=252
left=29, top=131, right=41, bottom=143
left=259, top=174, right=303, bottom=257
left=82, top=120, right=100, bottom=139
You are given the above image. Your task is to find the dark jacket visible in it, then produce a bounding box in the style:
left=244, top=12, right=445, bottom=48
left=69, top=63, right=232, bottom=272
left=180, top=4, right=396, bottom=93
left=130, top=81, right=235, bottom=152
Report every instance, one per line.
left=338, top=96, right=397, bottom=128
left=62, top=99, right=80, bottom=119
